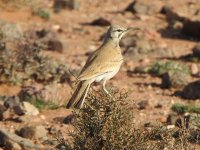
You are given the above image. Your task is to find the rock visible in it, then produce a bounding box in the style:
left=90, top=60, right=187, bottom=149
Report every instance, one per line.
left=1, top=109, right=12, bottom=121
left=0, top=104, right=7, bottom=120
left=192, top=43, right=200, bottom=57
left=137, top=100, right=148, bottom=110
left=49, top=126, right=60, bottom=135
left=63, top=114, right=75, bottom=124
left=4, top=96, right=20, bottom=109
left=89, top=17, right=111, bottom=26
left=161, top=71, right=189, bottom=88
left=53, top=0, right=79, bottom=12
left=4, top=141, right=22, bottom=150
left=4, top=98, right=24, bottom=116
left=125, top=0, right=163, bottom=15
left=190, top=63, right=200, bottom=75
left=22, top=102, right=39, bottom=116
left=19, top=125, right=47, bottom=140
left=0, top=23, right=23, bottom=41
left=36, top=29, right=48, bottom=38
left=18, top=86, right=41, bottom=102
left=154, top=103, right=162, bottom=108
left=160, top=5, right=184, bottom=22
left=182, top=20, right=200, bottom=38
left=181, top=80, right=200, bottom=99
left=0, top=127, right=41, bottom=149
left=47, top=39, right=63, bottom=53
left=13, top=105, right=25, bottom=116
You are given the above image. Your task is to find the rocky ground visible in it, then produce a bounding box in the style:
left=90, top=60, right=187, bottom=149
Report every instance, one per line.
left=0, top=0, right=200, bottom=149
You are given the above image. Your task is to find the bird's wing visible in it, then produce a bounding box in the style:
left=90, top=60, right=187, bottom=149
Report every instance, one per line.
left=77, top=49, right=123, bottom=81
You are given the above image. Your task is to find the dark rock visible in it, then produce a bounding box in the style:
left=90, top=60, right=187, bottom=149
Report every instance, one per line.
left=53, top=0, right=79, bottom=12
left=154, top=103, right=162, bottom=108
left=18, top=86, right=40, bottom=102
left=36, top=29, right=48, bottom=38
left=63, top=114, right=76, bottom=124
left=192, top=43, right=200, bottom=57
left=49, top=126, right=60, bottom=135
left=4, top=141, right=21, bottom=150
left=13, top=105, right=25, bottom=116
left=47, top=39, right=63, bottom=53
left=89, top=17, right=111, bottom=26
left=137, top=100, right=148, bottom=110
left=19, top=125, right=47, bottom=140
left=4, top=96, right=20, bottom=109
left=0, top=104, right=7, bottom=120
left=160, top=5, right=185, bottom=22
left=161, top=71, right=188, bottom=89
left=182, top=20, right=200, bottom=38
left=181, top=80, right=200, bottom=99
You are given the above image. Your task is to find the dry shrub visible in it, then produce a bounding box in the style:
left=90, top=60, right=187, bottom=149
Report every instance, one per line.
left=57, top=89, right=197, bottom=150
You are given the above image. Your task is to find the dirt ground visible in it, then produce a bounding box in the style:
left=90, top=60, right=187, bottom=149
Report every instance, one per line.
left=0, top=0, right=200, bottom=149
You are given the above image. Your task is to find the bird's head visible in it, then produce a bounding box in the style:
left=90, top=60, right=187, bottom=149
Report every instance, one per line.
left=104, top=25, right=139, bottom=43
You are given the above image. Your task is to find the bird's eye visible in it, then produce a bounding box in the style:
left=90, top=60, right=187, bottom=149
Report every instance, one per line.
left=116, top=29, right=122, bottom=32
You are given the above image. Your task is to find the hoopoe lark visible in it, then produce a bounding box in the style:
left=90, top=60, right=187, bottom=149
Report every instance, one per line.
left=66, top=25, right=137, bottom=109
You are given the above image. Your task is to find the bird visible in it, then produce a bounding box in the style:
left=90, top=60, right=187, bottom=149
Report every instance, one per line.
left=66, top=25, right=138, bottom=109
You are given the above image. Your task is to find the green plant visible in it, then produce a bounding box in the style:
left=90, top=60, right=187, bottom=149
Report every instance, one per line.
left=171, top=103, right=200, bottom=114
left=33, top=8, right=51, bottom=20
left=149, top=61, right=190, bottom=76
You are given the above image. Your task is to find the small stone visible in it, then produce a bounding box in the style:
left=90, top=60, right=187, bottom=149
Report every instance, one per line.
left=53, top=0, right=79, bottom=12
left=19, top=125, right=47, bottom=140
left=0, top=104, right=7, bottom=120
left=192, top=43, right=200, bottom=58
left=137, top=100, right=148, bottom=110
left=22, top=102, right=39, bottom=116
left=49, top=126, right=60, bottom=135
left=182, top=20, right=200, bottom=38
left=47, top=39, right=63, bottom=53
left=154, top=103, right=162, bottom=108
left=181, top=80, right=200, bottom=99
left=89, top=17, right=111, bottom=26
left=4, top=96, right=20, bottom=109
left=190, top=63, right=199, bottom=75
left=63, top=114, right=75, bottom=124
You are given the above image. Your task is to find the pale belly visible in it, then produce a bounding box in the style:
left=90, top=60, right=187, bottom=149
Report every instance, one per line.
left=95, top=68, right=120, bottom=82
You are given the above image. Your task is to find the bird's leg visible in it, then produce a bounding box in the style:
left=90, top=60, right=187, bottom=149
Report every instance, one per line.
left=103, top=80, right=111, bottom=96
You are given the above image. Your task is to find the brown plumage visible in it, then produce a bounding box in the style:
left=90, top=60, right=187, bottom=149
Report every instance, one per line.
left=66, top=25, right=136, bottom=109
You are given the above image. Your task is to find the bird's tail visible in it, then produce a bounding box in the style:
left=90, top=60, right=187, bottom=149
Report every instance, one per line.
left=66, top=80, right=91, bottom=109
